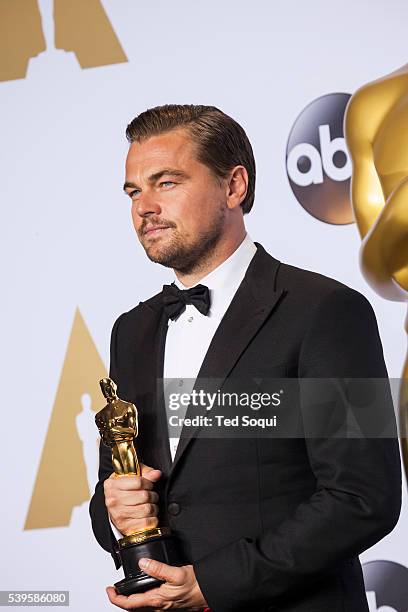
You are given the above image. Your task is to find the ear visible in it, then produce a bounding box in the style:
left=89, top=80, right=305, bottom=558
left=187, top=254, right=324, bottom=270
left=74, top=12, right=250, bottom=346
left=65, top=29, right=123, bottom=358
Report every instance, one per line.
left=226, top=165, right=249, bottom=210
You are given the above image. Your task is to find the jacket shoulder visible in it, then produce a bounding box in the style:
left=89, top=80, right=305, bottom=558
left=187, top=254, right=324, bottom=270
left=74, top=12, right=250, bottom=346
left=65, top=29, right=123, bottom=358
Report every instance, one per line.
left=112, top=289, right=163, bottom=327
left=255, top=242, right=359, bottom=302
left=275, top=260, right=380, bottom=335
left=277, top=260, right=359, bottom=301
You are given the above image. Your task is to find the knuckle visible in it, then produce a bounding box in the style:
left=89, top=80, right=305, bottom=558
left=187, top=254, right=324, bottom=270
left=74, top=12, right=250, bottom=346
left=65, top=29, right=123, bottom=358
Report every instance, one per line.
left=139, top=503, right=149, bottom=516
left=108, top=507, right=118, bottom=520
left=150, top=597, right=164, bottom=608
left=145, top=503, right=154, bottom=515
left=131, top=515, right=158, bottom=530
left=139, top=478, right=149, bottom=493
left=132, top=477, right=142, bottom=490
left=141, top=489, right=150, bottom=503
left=104, top=495, right=114, bottom=508
left=108, top=494, right=121, bottom=508
left=142, top=478, right=153, bottom=490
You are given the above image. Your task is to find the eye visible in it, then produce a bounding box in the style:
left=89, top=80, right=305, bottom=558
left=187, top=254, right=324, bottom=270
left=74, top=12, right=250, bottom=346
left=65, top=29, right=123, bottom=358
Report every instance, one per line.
left=128, top=189, right=141, bottom=198
left=160, top=181, right=175, bottom=188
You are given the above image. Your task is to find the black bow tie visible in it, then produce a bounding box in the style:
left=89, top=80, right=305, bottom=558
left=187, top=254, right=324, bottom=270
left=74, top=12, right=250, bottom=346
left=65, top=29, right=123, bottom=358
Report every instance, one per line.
left=162, top=282, right=211, bottom=320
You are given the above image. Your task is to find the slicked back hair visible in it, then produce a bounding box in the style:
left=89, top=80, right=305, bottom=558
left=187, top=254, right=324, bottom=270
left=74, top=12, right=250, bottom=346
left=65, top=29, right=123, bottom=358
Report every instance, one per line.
left=125, top=104, right=256, bottom=214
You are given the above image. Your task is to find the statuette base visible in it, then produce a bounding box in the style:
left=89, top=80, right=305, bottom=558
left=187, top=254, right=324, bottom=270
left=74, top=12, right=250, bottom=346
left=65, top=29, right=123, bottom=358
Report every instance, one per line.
left=115, top=533, right=183, bottom=595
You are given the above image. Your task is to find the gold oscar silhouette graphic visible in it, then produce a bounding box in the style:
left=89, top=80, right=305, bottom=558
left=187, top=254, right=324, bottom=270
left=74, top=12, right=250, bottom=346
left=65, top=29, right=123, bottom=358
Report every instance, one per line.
left=95, top=378, right=183, bottom=595
left=0, top=0, right=127, bottom=82
left=25, top=308, right=107, bottom=530
left=344, top=62, right=408, bottom=480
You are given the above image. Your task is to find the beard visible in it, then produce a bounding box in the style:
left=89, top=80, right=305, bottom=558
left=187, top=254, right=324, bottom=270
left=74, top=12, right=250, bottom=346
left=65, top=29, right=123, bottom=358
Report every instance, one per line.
left=140, top=202, right=226, bottom=275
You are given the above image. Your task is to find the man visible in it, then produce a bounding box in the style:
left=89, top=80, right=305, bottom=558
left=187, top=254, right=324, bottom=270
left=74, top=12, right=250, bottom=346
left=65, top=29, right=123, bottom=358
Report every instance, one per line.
left=89, top=104, right=401, bottom=611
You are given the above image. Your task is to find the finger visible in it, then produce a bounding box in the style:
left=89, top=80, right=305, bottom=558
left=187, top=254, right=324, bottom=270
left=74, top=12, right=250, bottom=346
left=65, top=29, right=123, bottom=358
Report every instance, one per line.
left=112, top=502, right=159, bottom=519
left=107, top=473, right=155, bottom=491
left=113, top=490, right=159, bottom=506
left=141, top=463, right=162, bottom=482
left=139, top=558, right=184, bottom=585
left=105, top=489, right=159, bottom=509
left=106, top=585, right=162, bottom=610
left=106, top=586, right=131, bottom=610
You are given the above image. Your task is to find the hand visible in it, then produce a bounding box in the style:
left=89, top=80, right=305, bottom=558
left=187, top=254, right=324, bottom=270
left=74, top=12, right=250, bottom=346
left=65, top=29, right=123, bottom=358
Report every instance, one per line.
left=104, top=463, right=162, bottom=536
left=106, top=558, right=208, bottom=610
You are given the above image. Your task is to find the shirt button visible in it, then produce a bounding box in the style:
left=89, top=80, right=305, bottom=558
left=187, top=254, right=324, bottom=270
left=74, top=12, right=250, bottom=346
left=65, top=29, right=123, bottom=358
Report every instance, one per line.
left=168, top=502, right=181, bottom=516
left=187, top=316, right=194, bottom=322
left=178, top=379, right=184, bottom=387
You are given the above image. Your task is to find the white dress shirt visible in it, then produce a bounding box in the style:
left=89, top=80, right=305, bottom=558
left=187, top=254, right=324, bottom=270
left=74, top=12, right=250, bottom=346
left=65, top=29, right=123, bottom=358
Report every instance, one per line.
left=164, top=232, right=257, bottom=460
left=109, top=232, right=257, bottom=539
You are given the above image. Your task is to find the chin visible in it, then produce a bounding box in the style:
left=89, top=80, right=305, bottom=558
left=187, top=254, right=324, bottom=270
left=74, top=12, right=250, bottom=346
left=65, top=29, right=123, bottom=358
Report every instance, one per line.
left=144, top=244, right=172, bottom=266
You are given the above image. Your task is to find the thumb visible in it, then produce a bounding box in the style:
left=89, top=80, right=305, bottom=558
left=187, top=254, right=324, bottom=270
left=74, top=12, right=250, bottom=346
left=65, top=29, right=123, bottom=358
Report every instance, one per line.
left=140, top=463, right=162, bottom=483
left=138, top=558, right=183, bottom=584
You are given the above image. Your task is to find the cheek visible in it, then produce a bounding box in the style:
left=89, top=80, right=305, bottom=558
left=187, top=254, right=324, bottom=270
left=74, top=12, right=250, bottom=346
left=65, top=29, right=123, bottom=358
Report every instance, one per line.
left=177, top=186, right=213, bottom=217
left=130, top=204, right=141, bottom=230
left=130, top=201, right=138, bottom=218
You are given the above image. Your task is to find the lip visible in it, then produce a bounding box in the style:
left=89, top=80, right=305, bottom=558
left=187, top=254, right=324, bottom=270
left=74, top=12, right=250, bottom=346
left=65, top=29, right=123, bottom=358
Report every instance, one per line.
left=143, top=226, right=170, bottom=235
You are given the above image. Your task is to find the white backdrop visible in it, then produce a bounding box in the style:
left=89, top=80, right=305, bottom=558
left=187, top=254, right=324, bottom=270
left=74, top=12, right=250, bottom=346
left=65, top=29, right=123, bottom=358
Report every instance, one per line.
left=1, top=1, right=407, bottom=610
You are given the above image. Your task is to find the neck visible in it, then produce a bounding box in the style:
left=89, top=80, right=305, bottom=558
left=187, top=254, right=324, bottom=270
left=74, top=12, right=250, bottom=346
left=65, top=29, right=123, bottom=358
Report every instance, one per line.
left=174, top=227, right=247, bottom=287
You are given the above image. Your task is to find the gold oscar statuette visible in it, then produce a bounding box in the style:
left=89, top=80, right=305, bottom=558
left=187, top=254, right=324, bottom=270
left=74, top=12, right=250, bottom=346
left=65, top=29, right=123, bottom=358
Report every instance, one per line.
left=95, top=377, right=183, bottom=595
left=344, top=63, right=408, bottom=481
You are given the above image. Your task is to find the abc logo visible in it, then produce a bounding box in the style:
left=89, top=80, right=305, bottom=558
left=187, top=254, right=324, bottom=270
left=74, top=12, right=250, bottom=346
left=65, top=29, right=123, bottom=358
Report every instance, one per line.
left=364, top=560, right=408, bottom=611
left=286, top=93, right=353, bottom=225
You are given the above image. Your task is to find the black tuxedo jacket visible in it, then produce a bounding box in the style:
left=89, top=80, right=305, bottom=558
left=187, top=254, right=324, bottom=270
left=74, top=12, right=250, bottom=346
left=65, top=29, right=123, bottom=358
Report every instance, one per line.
left=89, top=242, right=401, bottom=612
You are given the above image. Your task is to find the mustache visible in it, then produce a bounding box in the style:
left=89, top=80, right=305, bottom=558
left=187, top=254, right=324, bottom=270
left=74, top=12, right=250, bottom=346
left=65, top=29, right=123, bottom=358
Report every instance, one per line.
left=140, top=218, right=176, bottom=234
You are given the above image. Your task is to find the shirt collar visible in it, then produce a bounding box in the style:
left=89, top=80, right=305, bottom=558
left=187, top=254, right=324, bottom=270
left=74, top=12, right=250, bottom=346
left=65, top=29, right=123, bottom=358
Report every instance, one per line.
left=171, top=232, right=257, bottom=318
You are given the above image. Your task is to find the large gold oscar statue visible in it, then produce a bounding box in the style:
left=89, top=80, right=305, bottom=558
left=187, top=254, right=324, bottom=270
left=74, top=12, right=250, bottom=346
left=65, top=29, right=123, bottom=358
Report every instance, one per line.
left=96, top=378, right=141, bottom=476
left=344, top=63, right=408, bottom=478
left=95, top=378, right=183, bottom=595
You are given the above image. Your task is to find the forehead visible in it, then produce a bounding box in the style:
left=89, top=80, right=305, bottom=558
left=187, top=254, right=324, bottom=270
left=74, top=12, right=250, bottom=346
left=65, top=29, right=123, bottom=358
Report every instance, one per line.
left=125, top=129, right=199, bottom=174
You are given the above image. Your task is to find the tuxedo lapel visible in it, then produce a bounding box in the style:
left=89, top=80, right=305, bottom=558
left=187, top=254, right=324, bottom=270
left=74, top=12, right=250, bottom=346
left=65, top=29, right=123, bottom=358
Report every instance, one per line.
left=169, top=243, right=285, bottom=475
left=132, top=300, right=172, bottom=476
left=153, top=309, right=173, bottom=475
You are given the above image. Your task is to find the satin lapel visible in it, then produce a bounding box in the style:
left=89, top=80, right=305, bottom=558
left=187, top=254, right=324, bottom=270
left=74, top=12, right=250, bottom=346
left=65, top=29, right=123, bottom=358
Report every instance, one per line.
left=154, top=309, right=173, bottom=475
left=169, top=243, right=285, bottom=476
left=134, top=300, right=172, bottom=476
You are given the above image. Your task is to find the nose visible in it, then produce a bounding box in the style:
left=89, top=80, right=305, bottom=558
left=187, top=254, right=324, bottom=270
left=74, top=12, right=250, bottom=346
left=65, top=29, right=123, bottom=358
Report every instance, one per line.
left=132, top=190, right=162, bottom=218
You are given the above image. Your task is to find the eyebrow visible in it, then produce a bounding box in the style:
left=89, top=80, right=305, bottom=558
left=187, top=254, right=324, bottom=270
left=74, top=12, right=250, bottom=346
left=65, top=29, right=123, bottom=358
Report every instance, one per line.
left=123, top=168, right=190, bottom=192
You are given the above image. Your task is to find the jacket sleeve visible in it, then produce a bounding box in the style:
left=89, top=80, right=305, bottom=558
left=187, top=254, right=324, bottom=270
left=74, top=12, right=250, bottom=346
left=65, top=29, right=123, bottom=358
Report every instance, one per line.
left=193, top=286, right=402, bottom=612
left=89, top=313, right=125, bottom=570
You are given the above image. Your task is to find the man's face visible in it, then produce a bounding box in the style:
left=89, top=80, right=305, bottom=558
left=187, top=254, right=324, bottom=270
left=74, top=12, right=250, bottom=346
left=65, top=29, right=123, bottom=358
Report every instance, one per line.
left=124, top=129, right=228, bottom=273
